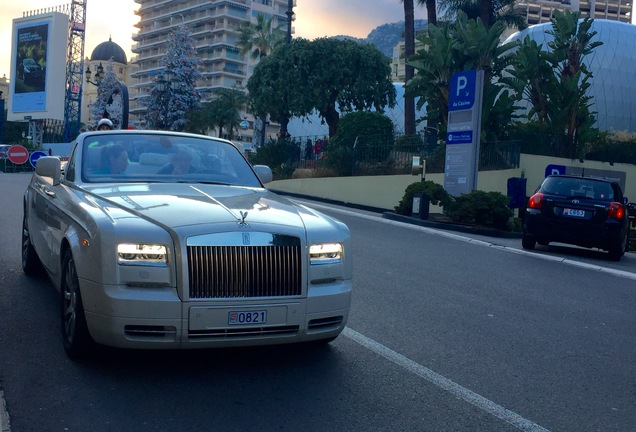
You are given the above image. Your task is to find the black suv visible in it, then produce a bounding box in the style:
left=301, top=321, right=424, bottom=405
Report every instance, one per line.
left=522, top=175, right=631, bottom=261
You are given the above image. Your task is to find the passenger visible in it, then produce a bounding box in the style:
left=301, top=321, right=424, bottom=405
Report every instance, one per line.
left=157, top=149, right=198, bottom=175
left=96, top=144, right=129, bottom=174
left=97, top=118, right=114, bottom=131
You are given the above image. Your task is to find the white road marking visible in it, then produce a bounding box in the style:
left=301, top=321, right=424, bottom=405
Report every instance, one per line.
left=292, top=199, right=632, bottom=429
left=295, top=200, right=636, bottom=281
left=343, top=327, right=551, bottom=432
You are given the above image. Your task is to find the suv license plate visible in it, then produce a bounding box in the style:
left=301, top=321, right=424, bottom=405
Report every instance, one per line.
left=563, top=208, right=585, bottom=217
left=228, top=310, right=267, bottom=325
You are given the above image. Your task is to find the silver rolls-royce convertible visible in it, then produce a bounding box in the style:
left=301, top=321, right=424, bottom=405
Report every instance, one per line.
left=23, top=130, right=352, bottom=358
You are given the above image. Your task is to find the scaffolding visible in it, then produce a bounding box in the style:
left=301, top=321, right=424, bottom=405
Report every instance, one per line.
left=63, top=0, right=87, bottom=142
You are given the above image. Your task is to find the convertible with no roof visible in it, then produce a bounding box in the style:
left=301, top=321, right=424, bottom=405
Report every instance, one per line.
left=22, top=130, right=352, bottom=358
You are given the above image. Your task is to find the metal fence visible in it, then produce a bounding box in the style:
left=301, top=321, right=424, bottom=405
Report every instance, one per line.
left=284, top=133, right=521, bottom=177
left=280, top=130, right=636, bottom=178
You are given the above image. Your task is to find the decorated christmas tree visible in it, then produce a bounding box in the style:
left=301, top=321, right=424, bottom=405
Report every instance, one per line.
left=143, top=25, right=204, bottom=131
left=90, top=58, right=121, bottom=128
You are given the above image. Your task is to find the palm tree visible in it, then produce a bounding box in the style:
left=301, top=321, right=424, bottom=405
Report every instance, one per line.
left=237, top=13, right=285, bottom=60
left=406, top=12, right=519, bottom=141
left=438, top=0, right=527, bottom=30
left=546, top=10, right=601, bottom=158
left=403, top=0, right=416, bottom=136
left=401, top=0, right=435, bottom=137
left=236, top=13, right=285, bottom=144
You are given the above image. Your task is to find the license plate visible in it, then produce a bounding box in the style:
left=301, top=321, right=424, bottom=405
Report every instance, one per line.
left=228, top=310, right=267, bottom=325
left=563, top=208, right=585, bottom=217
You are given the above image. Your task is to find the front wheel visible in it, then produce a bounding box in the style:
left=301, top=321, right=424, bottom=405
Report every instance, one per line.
left=61, top=250, right=95, bottom=358
left=521, top=234, right=536, bottom=250
left=22, top=213, right=43, bottom=277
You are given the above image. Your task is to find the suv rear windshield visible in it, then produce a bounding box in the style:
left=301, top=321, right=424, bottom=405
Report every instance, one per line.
left=541, top=177, right=614, bottom=201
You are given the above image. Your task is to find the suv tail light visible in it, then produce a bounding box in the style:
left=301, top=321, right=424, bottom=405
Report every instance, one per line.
left=608, top=202, right=624, bottom=219
left=528, top=193, right=543, bottom=209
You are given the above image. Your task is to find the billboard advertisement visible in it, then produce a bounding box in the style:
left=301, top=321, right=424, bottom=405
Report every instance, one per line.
left=8, top=12, right=68, bottom=121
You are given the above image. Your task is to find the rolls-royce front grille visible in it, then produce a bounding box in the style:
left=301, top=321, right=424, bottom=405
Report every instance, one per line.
left=187, top=242, right=302, bottom=299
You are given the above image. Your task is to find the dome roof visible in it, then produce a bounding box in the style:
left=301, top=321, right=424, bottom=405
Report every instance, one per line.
left=90, top=37, right=127, bottom=64
left=503, top=20, right=636, bottom=133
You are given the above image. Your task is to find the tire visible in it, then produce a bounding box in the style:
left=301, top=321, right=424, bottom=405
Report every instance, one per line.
left=521, top=234, right=536, bottom=250
left=608, top=231, right=628, bottom=261
left=22, top=214, right=43, bottom=277
left=309, top=335, right=339, bottom=345
left=61, top=250, right=95, bottom=359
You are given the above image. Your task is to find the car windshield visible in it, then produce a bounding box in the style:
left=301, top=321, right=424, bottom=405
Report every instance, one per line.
left=541, top=177, right=614, bottom=201
left=81, top=133, right=261, bottom=187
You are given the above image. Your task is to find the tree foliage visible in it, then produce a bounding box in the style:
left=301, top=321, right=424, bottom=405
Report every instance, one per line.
left=325, top=111, right=394, bottom=176
left=237, top=13, right=285, bottom=60
left=502, top=10, right=602, bottom=158
left=406, top=12, right=519, bottom=142
left=236, top=12, right=285, bottom=145
left=247, top=38, right=396, bottom=138
left=143, top=26, right=203, bottom=131
left=438, top=0, right=527, bottom=30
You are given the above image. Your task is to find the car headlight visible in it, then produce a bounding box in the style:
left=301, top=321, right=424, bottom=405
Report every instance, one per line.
left=117, top=244, right=168, bottom=266
left=309, top=243, right=343, bottom=265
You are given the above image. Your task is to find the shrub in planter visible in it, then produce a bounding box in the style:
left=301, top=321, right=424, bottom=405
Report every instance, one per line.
left=446, top=190, right=512, bottom=230
left=394, top=181, right=453, bottom=215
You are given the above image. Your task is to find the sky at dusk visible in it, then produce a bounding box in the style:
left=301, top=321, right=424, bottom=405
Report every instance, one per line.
left=0, top=0, right=427, bottom=79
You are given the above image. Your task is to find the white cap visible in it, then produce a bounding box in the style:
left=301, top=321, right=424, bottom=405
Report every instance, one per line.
left=97, top=118, right=113, bottom=128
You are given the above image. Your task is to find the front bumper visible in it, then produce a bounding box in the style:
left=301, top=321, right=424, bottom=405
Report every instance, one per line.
left=80, top=279, right=352, bottom=349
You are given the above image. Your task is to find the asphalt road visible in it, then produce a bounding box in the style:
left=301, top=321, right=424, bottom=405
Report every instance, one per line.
left=1, top=173, right=635, bottom=432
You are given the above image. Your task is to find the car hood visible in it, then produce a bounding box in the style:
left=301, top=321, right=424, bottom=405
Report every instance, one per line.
left=83, top=183, right=306, bottom=229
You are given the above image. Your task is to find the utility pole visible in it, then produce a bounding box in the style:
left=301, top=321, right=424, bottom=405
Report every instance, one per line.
left=278, top=0, right=294, bottom=140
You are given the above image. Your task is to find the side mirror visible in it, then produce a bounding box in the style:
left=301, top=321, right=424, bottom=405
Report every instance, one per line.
left=253, top=165, right=273, bottom=184
left=35, top=156, right=62, bottom=185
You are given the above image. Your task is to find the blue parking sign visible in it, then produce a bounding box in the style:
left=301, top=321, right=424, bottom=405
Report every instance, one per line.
left=545, top=164, right=566, bottom=177
left=449, top=70, right=477, bottom=111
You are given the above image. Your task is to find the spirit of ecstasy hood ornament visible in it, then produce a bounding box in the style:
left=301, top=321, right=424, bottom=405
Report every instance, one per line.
left=239, top=211, right=248, bottom=225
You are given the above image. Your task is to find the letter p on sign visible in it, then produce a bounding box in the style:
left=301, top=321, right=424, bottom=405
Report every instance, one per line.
left=456, top=76, right=467, bottom=96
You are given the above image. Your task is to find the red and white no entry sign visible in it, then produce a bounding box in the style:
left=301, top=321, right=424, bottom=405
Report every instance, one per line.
left=7, top=145, right=29, bottom=165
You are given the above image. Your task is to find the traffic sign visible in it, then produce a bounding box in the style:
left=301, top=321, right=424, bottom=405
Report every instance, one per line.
left=7, top=145, right=29, bottom=165
left=449, top=70, right=477, bottom=111
left=29, top=151, right=48, bottom=168
left=545, top=164, right=566, bottom=177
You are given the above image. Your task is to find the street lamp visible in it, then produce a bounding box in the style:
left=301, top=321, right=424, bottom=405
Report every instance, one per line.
left=278, top=0, right=295, bottom=140
left=85, top=62, right=104, bottom=86
left=285, top=0, right=295, bottom=44
left=85, top=60, right=130, bottom=129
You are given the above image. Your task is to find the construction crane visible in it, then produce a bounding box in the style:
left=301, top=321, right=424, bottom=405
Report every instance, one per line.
left=63, top=0, right=87, bottom=142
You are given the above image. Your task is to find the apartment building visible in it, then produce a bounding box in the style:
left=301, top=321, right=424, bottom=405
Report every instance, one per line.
left=517, top=0, right=632, bottom=25
left=128, top=0, right=292, bottom=142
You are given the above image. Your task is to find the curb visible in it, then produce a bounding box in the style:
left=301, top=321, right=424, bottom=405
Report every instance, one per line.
left=382, top=212, right=523, bottom=239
